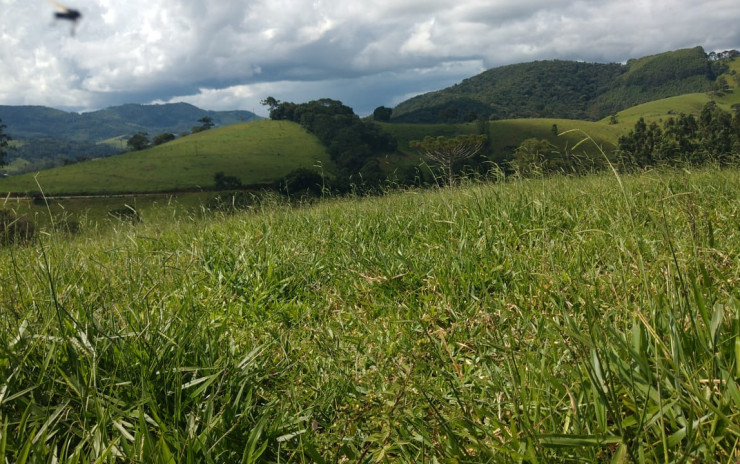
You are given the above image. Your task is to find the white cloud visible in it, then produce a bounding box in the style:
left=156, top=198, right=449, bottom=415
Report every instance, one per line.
left=0, top=0, right=738, bottom=114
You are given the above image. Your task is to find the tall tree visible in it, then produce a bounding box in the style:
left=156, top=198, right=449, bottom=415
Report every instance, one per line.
left=198, top=116, right=214, bottom=130
left=373, top=106, right=393, bottom=122
left=127, top=132, right=149, bottom=151
left=410, top=134, right=487, bottom=186
left=192, top=116, right=215, bottom=133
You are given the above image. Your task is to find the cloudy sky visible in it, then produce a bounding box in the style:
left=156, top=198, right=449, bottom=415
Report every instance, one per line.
left=1, top=0, right=739, bottom=116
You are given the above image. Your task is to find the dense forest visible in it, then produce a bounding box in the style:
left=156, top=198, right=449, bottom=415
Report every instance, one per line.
left=392, top=47, right=735, bottom=123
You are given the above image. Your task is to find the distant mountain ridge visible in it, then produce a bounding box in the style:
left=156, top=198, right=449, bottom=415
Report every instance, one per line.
left=0, top=102, right=260, bottom=141
left=391, top=46, right=736, bottom=123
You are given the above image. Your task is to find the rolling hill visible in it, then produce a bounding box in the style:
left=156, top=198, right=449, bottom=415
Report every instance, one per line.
left=391, top=46, right=734, bottom=123
left=604, top=55, right=740, bottom=128
left=3, top=46, right=739, bottom=196
left=0, top=120, right=329, bottom=195
left=0, top=102, right=263, bottom=176
left=0, top=102, right=260, bottom=141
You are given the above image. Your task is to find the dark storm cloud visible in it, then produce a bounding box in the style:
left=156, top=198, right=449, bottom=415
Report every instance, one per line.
left=0, top=0, right=738, bottom=116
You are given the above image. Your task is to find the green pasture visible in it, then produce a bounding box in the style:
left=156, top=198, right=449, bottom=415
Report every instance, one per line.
left=721, top=56, right=740, bottom=88
left=384, top=118, right=625, bottom=166
left=1, top=191, right=219, bottom=231
left=2, top=166, right=739, bottom=462
left=0, top=120, right=330, bottom=195
left=607, top=93, right=712, bottom=127
left=601, top=57, right=740, bottom=129
left=607, top=88, right=740, bottom=130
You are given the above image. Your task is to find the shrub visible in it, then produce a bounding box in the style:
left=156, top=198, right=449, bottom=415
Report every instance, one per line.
left=277, top=168, right=324, bottom=197
left=32, top=192, right=46, bottom=206
left=214, top=172, right=243, bottom=189
left=152, top=132, right=176, bottom=146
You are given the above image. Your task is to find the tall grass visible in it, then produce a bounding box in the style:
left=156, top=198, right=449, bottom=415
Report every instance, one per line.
left=1, top=167, right=739, bottom=462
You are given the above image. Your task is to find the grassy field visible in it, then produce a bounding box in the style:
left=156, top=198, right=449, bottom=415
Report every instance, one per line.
left=1, top=191, right=222, bottom=231
left=382, top=118, right=625, bottom=175
left=385, top=118, right=624, bottom=154
left=1, top=166, right=739, bottom=462
left=607, top=89, right=740, bottom=129
left=608, top=93, right=717, bottom=127
left=0, top=120, right=330, bottom=195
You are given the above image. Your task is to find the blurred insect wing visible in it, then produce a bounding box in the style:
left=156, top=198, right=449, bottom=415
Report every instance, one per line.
left=46, top=0, right=82, bottom=21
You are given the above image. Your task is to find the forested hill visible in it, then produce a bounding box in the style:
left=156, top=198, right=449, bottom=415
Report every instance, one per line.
left=391, top=46, right=735, bottom=123
left=0, top=102, right=260, bottom=141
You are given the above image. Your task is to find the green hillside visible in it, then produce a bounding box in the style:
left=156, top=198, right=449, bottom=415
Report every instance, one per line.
left=383, top=118, right=625, bottom=166
left=391, top=60, right=624, bottom=122
left=0, top=120, right=330, bottom=195
left=603, top=61, right=740, bottom=129
left=392, top=46, right=724, bottom=123
left=0, top=103, right=263, bottom=175
left=1, top=116, right=628, bottom=196
left=605, top=91, right=739, bottom=128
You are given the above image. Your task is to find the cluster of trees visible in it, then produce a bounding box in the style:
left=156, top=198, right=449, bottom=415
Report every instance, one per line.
left=503, top=102, right=740, bottom=177
left=126, top=116, right=215, bottom=151
left=617, top=102, right=740, bottom=167
left=190, top=116, right=215, bottom=134
left=213, top=171, right=242, bottom=189
left=127, top=131, right=177, bottom=151
left=708, top=50, right=740, bottom=61
left=261, top=97, right=397, bottom=187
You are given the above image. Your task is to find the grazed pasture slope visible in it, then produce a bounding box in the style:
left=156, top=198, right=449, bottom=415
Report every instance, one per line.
left=608, top=57, right=740, bottom=129
left=0, top=120, right=330, bottom=195
left=1, top=167, right=740, bottom=462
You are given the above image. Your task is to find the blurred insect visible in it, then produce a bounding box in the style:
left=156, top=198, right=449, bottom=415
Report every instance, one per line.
left=45, top=0, right=82, bottom=36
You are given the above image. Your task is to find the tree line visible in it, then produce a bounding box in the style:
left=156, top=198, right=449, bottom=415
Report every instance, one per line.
left=616, top=102, right=740, bottom=168
left=261, top=97, right=397, bottom=191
